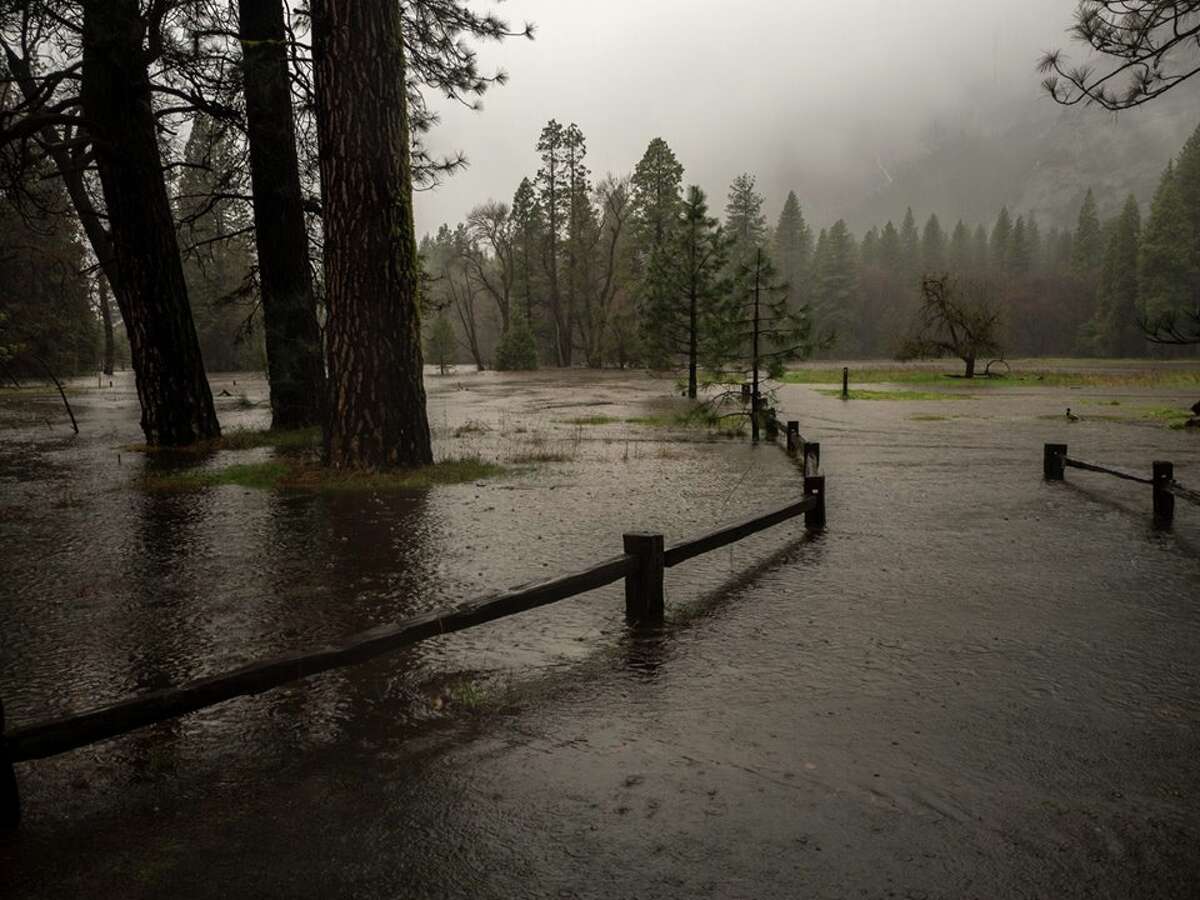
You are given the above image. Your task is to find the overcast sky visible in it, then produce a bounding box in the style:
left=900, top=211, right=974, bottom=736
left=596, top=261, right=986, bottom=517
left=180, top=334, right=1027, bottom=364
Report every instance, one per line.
left=413, top=0, right=1084, bottom=235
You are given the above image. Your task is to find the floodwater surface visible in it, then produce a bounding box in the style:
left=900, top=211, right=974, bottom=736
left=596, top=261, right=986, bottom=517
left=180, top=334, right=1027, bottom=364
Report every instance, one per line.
left=1, top=365, right=1199, bottom=898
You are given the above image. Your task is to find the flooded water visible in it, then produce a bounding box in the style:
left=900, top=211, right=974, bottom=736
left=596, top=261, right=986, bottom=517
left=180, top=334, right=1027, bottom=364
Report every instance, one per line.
left=2, top=364, right=1199, bottom=898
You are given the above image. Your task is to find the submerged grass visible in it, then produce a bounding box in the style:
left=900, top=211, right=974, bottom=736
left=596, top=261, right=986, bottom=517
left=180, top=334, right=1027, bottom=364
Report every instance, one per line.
left=143, top=456, right=506, bottom=493
left=126, top=426, right=321, bottom=455
left=818, top=388, right=969, bottom=401
left=784, top=364, right=1200, bottom=389
left=561, top=415, right=622, bottom=426
left=625, top=410, right=746, bottom=435
left=561, top=409, right=747, bottom=435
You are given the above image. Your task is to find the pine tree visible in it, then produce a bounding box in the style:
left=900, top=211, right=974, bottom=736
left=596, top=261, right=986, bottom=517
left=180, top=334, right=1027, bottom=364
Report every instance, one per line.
left=642, top=185, right=729, bottom=397
left=1082, top=194, right=1142, bottom=356
left=630, top=138, right=684, bottom=366
left=1026, top=213, right=1043, bottom=272
left=949, top=220, right=972, bottom=274
left=510, top=177, right=544, bottom=332
left=1009, top=216, right=1033, bottom=275
left=710, top=247, right=813, bottom=441
left=972, top=224, right=990, bottom=273
left=562, top=123, right=591, bottom=367
left=860, top=226, right=881, bottom=269
left=899, top=208, right=920, bottom=285
left=1174, top=123, right=1200, bottom=268
left=1139, top=162, right=1194, bottom=331
left=990, top=206, right=1013, bottom=275
left=426, top=313, right=457, bottom=374
left=724, top=173, right=767, bottom=269
left=494, top=303, right=539, bottom=370
left=921, top=213, right=947, bottom=274
left=879, top=221, right=901, bottom=272
left=1071, top=188, right=1104, bottom=275
left=815, top=220, right=859, bottom=345
left=535, top=120, right=569, bottom=364
left=771, top=190, right=813, bottom=307
left=630, top=138, right=684, bottom=253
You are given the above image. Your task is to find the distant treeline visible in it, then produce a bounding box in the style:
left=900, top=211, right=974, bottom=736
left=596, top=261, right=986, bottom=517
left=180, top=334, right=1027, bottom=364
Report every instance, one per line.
left=421, top=123, right=1200, bottom=370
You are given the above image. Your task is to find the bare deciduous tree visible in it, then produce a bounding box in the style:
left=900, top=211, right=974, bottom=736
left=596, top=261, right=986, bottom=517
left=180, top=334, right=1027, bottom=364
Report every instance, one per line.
left=897, top=276, right=1003, bottom=378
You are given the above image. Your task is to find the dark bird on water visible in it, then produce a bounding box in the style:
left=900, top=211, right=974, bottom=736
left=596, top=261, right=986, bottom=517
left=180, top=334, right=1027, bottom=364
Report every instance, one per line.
left=1066, top=407, right=1079, bottom=421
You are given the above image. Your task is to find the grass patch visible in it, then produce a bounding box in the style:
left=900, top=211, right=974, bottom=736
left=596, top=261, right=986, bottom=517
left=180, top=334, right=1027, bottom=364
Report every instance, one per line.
left=509, top=451, right=573, bottom=464
left=625, top=410, right=746, bottom=435
left=143, top=457, right=506, bottom=492
left=453, top=420, right=492, bottom=436
left=818, top=388, right=969, bottom=401
left=561, top=415, right=621, bottom=426
left=784, top=364, right=1200, bottom=389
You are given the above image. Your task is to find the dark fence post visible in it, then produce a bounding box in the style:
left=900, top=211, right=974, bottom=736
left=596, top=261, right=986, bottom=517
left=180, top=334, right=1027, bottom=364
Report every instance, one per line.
left=842, top=367, right=849, bottom=399
left=1, top=699, right=19, bottom=830
left=624, top=532, right=665, bottom=623
left=803, top=441, right=821, bottom=477
left=1044, top=443, right=1067, bottom=481
left=1153, top=461, right=1175, bottom=527
left=804, top=475, right=826, bottom=530
left=786, top=421, right=801, bottom=456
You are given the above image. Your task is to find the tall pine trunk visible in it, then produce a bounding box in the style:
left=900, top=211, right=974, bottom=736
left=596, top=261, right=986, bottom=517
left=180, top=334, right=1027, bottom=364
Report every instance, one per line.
left=81, top=0, right=219, bottom=446
left=312, top=0, right=432, bottom=469
left=238, top=0, right=326, bottom=430
left=98, top=276, right=115, bottom=375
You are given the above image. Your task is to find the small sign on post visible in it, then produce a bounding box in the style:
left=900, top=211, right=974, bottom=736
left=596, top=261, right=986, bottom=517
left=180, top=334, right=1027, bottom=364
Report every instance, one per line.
left=804, top=475, right=826, bottom=530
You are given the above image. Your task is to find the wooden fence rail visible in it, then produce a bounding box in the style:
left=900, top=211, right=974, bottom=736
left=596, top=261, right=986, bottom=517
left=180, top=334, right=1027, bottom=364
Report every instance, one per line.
left=1043, top=442, right=1198, bottom=526
left=0, top=437, right=827, bottom=829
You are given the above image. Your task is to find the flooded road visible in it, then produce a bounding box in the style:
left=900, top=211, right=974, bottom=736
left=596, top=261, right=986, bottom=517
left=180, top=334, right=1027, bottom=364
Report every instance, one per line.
left=2, top=364, right=1199, bottom=898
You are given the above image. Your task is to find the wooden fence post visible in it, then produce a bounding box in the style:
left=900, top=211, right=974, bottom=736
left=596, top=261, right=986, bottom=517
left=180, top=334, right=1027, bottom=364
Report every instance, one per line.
left=803, top=441, right=821, bottom=477
left=624, top=532, right=665, bottom=623
left=1, top=699, right=19, bottom=830
left=1044, top=443, right=1067, bottom=481
left=804, top=475, right=826, bottom=530
left=1153, top=461, right=1175, bottom=527
left=842, top=367, right=849, bottom=399
left=786, top=421, right=801, bottom=456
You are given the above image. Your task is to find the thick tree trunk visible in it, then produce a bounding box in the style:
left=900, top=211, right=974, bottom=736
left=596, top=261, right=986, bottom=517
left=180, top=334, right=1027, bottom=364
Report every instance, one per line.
left=239, top=0, right=326, bottom=430
left=81, top=0, right=219, bottom=446
left=963, top=355, right=976, bottom=378
left=98, top=276, right=115, bottom=376
left=312, top=0, right=432, bottom=469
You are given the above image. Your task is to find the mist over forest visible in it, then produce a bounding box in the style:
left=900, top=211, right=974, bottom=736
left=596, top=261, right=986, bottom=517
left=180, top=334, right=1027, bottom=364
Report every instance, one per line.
left=414, top=0, right=1200, bottom=233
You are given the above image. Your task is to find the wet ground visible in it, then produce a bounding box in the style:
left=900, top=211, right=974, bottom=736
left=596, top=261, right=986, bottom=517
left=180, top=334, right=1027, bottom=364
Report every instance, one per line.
left=2, top=363, right=1199, bottom=898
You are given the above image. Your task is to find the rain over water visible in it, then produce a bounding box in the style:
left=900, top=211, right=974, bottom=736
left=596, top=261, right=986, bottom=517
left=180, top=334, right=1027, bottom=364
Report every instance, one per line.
left=2, top=365, right=1198, bottom=897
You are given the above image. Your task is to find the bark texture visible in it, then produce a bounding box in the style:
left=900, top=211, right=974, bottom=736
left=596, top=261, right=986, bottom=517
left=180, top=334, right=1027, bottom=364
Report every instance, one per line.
left=312, top=0, right=432, bottom=468
left=239, top=0, right=326, bottom=429
left=81, top=0, right=219, bottom=445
